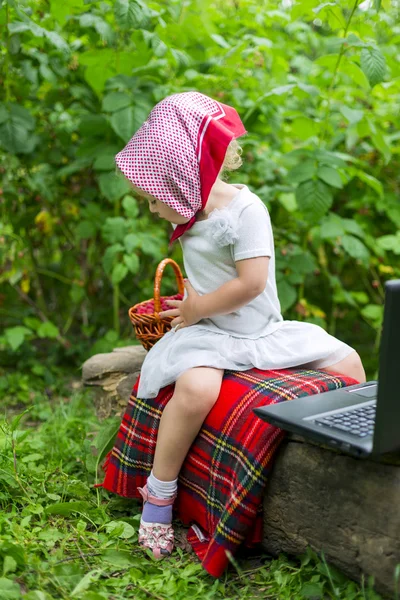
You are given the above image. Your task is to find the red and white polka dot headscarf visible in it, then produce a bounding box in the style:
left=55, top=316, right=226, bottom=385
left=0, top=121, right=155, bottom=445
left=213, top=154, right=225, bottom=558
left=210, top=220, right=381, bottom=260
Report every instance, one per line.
left=115, top=91, right=246, bottom=243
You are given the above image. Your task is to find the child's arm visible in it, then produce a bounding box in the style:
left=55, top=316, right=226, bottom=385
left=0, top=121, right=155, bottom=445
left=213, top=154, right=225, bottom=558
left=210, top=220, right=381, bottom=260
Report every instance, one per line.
left=195, top=256, right=269, bottom=319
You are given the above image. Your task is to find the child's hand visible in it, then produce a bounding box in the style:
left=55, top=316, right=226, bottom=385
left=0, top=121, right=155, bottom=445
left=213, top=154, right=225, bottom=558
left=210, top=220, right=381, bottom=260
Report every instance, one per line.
left=158, top=280, right=202, bottom=331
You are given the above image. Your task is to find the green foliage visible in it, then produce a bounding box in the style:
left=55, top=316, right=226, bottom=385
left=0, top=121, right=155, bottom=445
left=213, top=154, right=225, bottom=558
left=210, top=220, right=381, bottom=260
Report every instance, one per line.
left=0, top=0, right=399, bottom=378
left=0, top=388, right=389, bottom=599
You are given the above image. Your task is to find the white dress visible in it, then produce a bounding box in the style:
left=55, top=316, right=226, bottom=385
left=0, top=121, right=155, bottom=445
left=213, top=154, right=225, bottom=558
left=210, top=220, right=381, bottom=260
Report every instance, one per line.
left=137, top=185, right=354, bottom=399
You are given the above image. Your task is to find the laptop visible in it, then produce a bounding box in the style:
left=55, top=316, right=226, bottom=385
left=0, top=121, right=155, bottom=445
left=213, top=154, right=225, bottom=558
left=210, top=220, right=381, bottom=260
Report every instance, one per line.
left=254, top=280, right=400, bottom=458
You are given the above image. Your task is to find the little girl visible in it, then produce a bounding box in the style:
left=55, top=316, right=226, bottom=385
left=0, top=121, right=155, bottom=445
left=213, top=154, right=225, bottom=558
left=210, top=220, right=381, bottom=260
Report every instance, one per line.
left=115, top=91, right=366, bottom=559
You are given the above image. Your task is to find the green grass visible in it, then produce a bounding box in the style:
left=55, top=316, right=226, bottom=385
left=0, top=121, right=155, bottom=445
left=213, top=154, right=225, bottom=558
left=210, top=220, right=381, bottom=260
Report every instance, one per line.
left=0, top=379, right=386, bottom=600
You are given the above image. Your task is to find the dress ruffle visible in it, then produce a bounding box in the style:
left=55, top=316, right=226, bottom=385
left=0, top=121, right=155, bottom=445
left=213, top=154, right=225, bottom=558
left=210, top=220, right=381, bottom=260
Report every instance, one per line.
left=207, top=207, right=240, bottom=246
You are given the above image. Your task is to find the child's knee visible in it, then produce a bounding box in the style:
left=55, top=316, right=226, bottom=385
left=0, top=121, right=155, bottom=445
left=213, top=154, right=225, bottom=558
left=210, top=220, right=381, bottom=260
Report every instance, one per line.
left=173, top=369, right=223, bottom=415
left=349, top=351, right=366, bottom=383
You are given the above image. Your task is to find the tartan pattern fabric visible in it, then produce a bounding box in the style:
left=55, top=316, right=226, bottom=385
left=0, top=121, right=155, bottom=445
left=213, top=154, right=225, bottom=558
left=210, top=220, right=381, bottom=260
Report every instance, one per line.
left=101, top=367, right=356, bottom=577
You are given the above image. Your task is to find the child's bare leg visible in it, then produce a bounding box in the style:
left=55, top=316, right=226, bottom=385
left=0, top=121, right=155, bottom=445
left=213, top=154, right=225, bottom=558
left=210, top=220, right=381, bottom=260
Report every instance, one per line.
left=153, top=366, right=224, bottom=481
left=138, top=367, right=224, bottom=557
left=322, top=351, right=366, bottom=383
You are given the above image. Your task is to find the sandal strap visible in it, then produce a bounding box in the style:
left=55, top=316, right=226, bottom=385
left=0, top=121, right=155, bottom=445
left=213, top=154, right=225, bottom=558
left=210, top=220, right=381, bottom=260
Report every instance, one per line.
left=138, top=484, right=177, bottom=506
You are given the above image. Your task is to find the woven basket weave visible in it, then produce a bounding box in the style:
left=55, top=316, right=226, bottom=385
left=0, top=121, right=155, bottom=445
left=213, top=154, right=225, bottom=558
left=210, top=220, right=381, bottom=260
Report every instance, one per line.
left=128, top=258, right=185, bottom=351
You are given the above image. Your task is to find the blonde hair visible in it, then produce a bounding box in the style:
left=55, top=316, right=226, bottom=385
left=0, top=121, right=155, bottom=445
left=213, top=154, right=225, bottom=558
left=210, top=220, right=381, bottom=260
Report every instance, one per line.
left=221, top=139, right=243, bottom=173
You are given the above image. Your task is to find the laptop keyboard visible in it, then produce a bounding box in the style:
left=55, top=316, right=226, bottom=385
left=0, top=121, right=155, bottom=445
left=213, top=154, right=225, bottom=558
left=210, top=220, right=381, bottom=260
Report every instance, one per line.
left=314, top=402, right=376, bottom=438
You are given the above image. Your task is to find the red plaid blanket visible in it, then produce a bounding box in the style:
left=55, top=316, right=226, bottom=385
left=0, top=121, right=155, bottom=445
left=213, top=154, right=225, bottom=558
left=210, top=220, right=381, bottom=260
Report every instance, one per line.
left=101, top=367, right=356, bottom=576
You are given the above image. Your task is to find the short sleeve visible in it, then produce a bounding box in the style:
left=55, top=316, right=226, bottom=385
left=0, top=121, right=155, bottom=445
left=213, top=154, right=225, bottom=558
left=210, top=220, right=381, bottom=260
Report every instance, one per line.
left=233, top=200, right=272, bottom=261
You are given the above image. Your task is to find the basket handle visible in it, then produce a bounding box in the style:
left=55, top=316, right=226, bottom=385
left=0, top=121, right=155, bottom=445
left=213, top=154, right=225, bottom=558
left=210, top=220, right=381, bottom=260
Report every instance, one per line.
left=154, top=258, right=185, bottom=316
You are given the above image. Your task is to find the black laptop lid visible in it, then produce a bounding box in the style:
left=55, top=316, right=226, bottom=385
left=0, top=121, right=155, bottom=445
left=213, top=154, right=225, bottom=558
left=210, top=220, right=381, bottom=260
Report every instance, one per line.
left=373, top=280, right=400, bottom=454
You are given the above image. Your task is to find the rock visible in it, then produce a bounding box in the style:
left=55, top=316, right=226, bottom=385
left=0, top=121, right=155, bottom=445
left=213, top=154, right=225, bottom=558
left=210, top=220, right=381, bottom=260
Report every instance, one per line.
left=82, top=347, right=400, bottom=597
left=262, top=439, right=400, bottom=598
left=81, top=345, right=146, bottom=383
left=81, top=346, right=146, bottom=419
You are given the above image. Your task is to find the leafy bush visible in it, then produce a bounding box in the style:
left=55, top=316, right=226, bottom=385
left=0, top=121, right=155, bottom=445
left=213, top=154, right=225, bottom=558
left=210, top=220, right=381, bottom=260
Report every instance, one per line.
left=1, top=0, right=399, bottom=377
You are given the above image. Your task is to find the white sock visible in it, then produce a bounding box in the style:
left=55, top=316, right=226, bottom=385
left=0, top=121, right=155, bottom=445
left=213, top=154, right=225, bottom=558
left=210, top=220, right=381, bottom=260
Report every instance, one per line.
left=147, top=470, right=178, bottom=499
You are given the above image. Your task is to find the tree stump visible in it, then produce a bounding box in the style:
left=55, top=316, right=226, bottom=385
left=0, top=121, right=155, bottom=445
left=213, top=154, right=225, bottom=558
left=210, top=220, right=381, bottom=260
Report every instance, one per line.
left=262, top=438, right=400, bottom=599
left=82, top=347, right=400, bottom=598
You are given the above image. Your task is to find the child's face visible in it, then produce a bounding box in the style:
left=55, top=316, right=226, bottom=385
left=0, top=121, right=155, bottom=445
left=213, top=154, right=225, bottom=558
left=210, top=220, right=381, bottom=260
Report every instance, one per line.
left=130, top=184, right=191, bottom=225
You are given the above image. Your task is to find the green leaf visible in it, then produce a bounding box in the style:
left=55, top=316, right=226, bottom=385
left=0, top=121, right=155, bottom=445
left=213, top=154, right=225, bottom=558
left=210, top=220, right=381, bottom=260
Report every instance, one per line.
left=0, top=577, right=21, bottom=600
left=319, top=214, right=345, bottom=240
left=79, top=49, right=119, bottom=94
left=278, top=192, right=297, bottom=212
left=317, top=166, right=343, bottom=189
left=37, top=321, right=60, bottom=339
left=211, top=33, right=230, bottom=48
left=71, top=569, right=101, bottom=597
left=102, top=243, right=124, bottom=274
left=340, top=106, right=364, bottom=125
left=111, top=263, right=128, bottom=284
left=76, top=220, right=97, bottom=240
left=98, top=172, right=132, bottom=202
left=361, top=304, right=383, bottom=328
left=290, top=116, right=319, bottom=140
left=114, top=0, right=131, bottom=27
left=340, top=59, right=370, bottom=90
left=101, top=549, right=136, bottom=567
left=57, top=158, right=92, bottom=178
left=0, top=103, right=36, bottom=154
left=93, top=154, right=116, bottom=171
left=360, top=47, right=386, bottom=87
left=288, top=160, right=317, bottom=184
left=123, top=253, right=140, bottom=274
left=3, top=556, right=17, bottom=576
left=102, top=218, right=129, bottom=244
left=289, top=253, right=316, bottom=274
left=122, top=195, right=139, bottom=218
left=110, top=105, right=144, bottom=142
left=50, top=0, right=85, bottom=26
left=350, top=291, right=369, bottom=305
left=24, top=592, right=54, bottom=600
left=105, top=521, right=136, bottom=539
left=44, top=30, right=69, bottom=52
left=376, top=233, right=400, bottom=255
left=300, top=582, right=324, bottom=598
left=345, top=33, right=365, bottom=47
left=351, top=169, right=383, bottom=198
left=79, top=14, right=114, bottom=43
left=152, top=35, right=168, bottom=57
left=0, top=104, right=8, bottom=124
left=8, top=21, right=31, bottom=34
left=102, top=92, right=132, bottom=112
left=92, top=417, right=120, bottom=468
left=79, top=114, right=110, bottom=136
left=124, top=233, right=140, bottom=253
left=277, top=280, right=297, bottom=313
left=314, top=54, right=338, bottom=70
left=314, top=150, right=348, bottom=169
left=342, top=218, right=364, bottom=238
left=10, top=409, right=31, bottom=432
left=296, top=180, right=333, bottom=221
left=4, top=104, right=35, bottom=129
left=369, top=126, right=391, bottom=164
left=4, top=326, right=32, bottom=351
left=45, top=501, right=92, bottom=516
left=21, top=453, right=43, bottom=464
left=341, top=235, right=370, bottom=262
left=39, top=64, right=57, bottom=84
left=21, top=60, right=38, bottom=85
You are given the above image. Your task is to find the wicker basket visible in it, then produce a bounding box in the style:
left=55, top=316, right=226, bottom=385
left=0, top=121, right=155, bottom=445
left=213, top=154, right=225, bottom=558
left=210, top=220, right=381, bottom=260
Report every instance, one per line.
left=128, top=258, right=185, bottom=351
